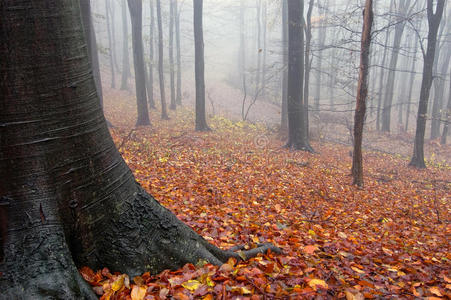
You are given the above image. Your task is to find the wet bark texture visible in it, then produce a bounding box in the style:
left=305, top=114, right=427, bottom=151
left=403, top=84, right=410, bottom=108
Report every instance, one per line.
left=127, top=0, right=151, bottom=126
left=352, top=0, right=373, bottom=187
left=194, top=0, right=210, bottom=131
left=156, top=0, right=170, bottom=120
left=120, top=0, right=131, bottom=91
left=0, top=1, right=279, bottom=298
left=410, top=0, right=445, bottom=168
left=286, top=0, right=312, bottom=151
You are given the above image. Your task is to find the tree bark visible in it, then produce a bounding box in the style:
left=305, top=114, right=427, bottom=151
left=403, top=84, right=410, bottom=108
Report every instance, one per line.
left=194, top=0, right=210, bottom=131
left=156, top=0, right=170, bottom=120
left=410, top=0, right=445, bottom=168
left=313, top=0, right=327, bottom=113
left=303, top=0, right=315, bottom=147
left=120, top=0, right=131, bottom=91
left=286, top=0, right=312, bottom=151
left=127, top=0, right=151, bottom=126
left=0, top=1, right=279, bottom=298
left=169, top=0, right=177, bottom=110
left=175, top=0, right=182, bottom=105
left=352, top=0, right=373, bottom=187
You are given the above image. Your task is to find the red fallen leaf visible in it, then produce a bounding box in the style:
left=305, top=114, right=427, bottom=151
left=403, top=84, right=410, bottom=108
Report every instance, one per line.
left=303, top=245, right=318, bottom=255
left=79, top=266, right=97, bottom=284
left=211, top=274, right=229, bottom=282
left=101, top=267, right=113, bottom=279
left=173, top=291, right=190, bottom=300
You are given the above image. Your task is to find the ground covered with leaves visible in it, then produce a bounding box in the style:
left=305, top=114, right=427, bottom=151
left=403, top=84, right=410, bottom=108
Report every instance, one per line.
left=81, top=92, right=450, bottom=299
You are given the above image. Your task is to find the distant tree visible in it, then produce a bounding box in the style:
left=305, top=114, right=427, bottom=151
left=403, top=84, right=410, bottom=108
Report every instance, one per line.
left=156, top=0, right=170, bottom=120
left=303, top=0, right=315, bottom=144
left=120, top=0, right=131, bottom=90
left=441, top=66, right=451, bottom=145
left=0, top=1, right=279, bottom=298
left=286, top=0, right=312, bottom=151
left=313, top=0, right=327, bottom=113
left=352, top=0, right=373, bottom=187
left=194, top=0, right=210, bottom=131
left=127, top=0, right=151, bottom=126
left=280, top=0, right=288, bottom=131
left=147, top=0, right=156, bottom=109
left=175, top=0, right=182, bottom=105
left=410, top=0, right=445, bottom=168
left=169, top=0, right=177, bottom=110
left=105, top=0, right=116, bottom=88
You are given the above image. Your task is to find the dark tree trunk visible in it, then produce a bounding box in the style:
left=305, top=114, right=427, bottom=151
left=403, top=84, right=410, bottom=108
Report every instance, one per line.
left=440, top=66, right=451, bottom=145
left=281, top=0, right=288, bottom=131
left=127, top=0, right=151, bottom=126
left=169, top=0, right=177, bottom=110
left=352, top=0, right=373, bottom=187
left=105, top=0, right=116, bottom=88
left=286, top=0, right=312, bottom=151
left=120, top=0, right=131, bottom=91
left=156, top=0, right=170, bottom=120
left=0, top=1, right=279, bottom=298
left=175, top=0, right=182, bottom=105
left=410, top=0, right=445, bottom=168
left=147, top=0, right=156, bottom=109
left=303, top=0, right=314, bottom=145
left=194, top=0, right=210, bottom=131
left=405, top=23, right=420, bottom=132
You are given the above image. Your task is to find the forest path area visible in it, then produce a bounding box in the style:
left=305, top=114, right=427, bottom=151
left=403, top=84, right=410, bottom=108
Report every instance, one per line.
left=80, top=90, right=451, bottom=299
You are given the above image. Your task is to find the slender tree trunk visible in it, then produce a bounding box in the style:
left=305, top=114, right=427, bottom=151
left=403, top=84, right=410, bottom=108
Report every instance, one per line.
left=110, top=1, right=120, bottom=72
left=120, top=0, right=131, bottom=90
left=352, top=0, right=373, bottom=187
left=254, top=0, right=262, bottom=99
left=303, top=0, right=314, bottom=143
left=240, top=0, right=247, bottom=98
left=175, top=0, right=182, bottom=105
left=410, top=0, right=445, bottom=168
left=281, top=0, right=288, bottom=131
left=156, top=0, right=170, bottom=119
left=127, top=0, right=150, bottom=126
left=147, top=0, right=156, bottom=109
left=261, top=0, right=267, bottom=98
left=314, top=0, right=327, bottom=113
left=0, top=1, right=279, bottom=298
left=169, top=0, right=176, bottom=110
left=105, top=0, right=116, bottom=88
left=440, top=66, right=451, bottom=145
left=194, top=0, right=210, bottom=131
left=286, top=0, right=312, bottom=151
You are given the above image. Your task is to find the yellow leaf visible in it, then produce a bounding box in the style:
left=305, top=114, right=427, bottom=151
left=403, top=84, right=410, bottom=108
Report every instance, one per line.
left=308, top=229, right=316, bottom=236
left=308, top=279, right=328, bottom=290
left=351, top=266, right=365, bottom=274
left=131, top=285, right=147, bottom=300
left=182, top=280, right=201, bottom=291
left=206, top=276, right=215, bottom=287
left=111, top=275, right=125, bottom=292
left=338, top=232, right=348, bottom=239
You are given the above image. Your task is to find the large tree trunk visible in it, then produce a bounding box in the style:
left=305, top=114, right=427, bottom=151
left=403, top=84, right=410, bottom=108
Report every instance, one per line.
left=410, top=0, right=445, bottom=168
left=128, top=0, right=151, bottom=126
left=175, top=0, right=182, bottom=106
left=0, top=1, right=278, bottom=298
left=169, top=0, right=177, bottom=110
left=147, top=0, right=156, bottom=109
left=281, top=0, right=288, bottom=131
left=352, top=0, right=373, bottom=187
left=194, top=0, right=210, bottom=131
left=286, top=0, right=312, bottom=151
left=156, top=0, right=170, bottom=120
left=120, top=0, right=131, bottom=91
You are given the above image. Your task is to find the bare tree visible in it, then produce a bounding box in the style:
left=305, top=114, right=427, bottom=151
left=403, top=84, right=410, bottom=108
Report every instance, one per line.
left=281, top=0, right=288, bottom=131
left=146, top=0, right=156, bottom=109
left=194, top=0, right=210, bottom=131
left=156, top=0, right=170, bottom=120
left=441, top=66, right=451, bottom=145
left=410, top=0, right=445, bottom=168
left=352, top=0, right=373, bottom=187
left=105, top=0, right=116, bottom=88
left=120, top=0, right=131, bottom=90
left=175, top=0, right=182, bottom=105
left=169, top=0, right=177, bottom=110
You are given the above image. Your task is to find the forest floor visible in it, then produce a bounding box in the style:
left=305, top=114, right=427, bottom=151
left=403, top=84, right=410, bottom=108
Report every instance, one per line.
left=80, top=89, right=451, bottom=299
